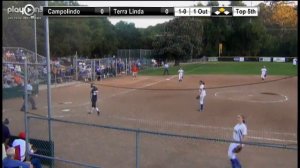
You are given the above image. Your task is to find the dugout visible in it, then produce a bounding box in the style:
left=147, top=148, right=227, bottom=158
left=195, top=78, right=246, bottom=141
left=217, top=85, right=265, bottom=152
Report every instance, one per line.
left=2, top=84, right=39, bottom=100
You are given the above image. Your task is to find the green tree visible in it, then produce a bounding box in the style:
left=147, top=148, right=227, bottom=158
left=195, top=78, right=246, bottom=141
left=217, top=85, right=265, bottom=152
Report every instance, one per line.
left=115, top=21, right=142, bottom=49
left=152, top=18, right=194, bottom=66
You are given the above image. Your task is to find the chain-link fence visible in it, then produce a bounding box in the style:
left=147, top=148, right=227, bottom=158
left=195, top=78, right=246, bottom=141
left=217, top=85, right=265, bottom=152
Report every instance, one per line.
left=73, top=53, right=157, bottom=82
left=74, top=57, right=125, bottom=81
left=117, top=49, right=155, bottom=70
left=27, top=116, right=297, bottom=168
left=3, top=2, right=53, bottom=168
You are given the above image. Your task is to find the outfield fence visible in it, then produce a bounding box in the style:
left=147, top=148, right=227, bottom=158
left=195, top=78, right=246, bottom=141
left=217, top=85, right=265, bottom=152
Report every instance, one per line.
left=188, top=56, right=297, bottom=63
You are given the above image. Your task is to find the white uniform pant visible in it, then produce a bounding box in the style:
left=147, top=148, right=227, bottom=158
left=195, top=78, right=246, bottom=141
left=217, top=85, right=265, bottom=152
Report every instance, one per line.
left=228, top=143, right=239, bottom=159
left=199, top=95, right=206, bottom=105
left=178, top=73, right=183, bottom=80
left=261, top=72, right=266, bottom=79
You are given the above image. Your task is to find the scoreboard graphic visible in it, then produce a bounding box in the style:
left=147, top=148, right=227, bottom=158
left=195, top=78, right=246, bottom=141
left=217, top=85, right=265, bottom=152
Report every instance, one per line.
left=211, top=7, right=232, bottom=17
left=43, top=6, right=259, bottom=17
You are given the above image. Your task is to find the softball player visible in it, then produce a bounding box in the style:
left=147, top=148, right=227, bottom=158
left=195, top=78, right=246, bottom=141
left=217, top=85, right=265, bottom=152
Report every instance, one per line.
left=261, top=66, right=267, bottom=80
left=178, top=67, right=184, bottom=82
left=132, top=64, right=138, bottom=80
left=199, top=80, right=206, bottom=112
left=89, top=83, right=100, bottom=116
left=228, top=115, right=247, bottom=168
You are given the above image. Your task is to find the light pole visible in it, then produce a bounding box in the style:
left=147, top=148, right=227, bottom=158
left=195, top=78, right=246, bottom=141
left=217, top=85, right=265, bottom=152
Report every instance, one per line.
left=250, top=1, right=252, bottom=23
left=45, top=2, right=54, bottom=167
left=34, top=14, right=37, bottom=64
left=34, top=14, right=38, bottom=83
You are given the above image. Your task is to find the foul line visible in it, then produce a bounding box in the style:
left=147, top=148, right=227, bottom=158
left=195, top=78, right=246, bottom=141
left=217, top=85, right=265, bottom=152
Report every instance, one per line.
left=105, top=115, right=296, bottom=137
left=22, top=109, right=297, bottom=143
left=105, top=75, right=176, bottom=98
left=248, top=136, right=297, bottom=143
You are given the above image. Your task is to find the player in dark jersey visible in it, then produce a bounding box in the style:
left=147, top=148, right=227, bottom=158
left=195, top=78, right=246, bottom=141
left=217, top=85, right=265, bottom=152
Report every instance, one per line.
left=89, top=83, right=100, bottom=116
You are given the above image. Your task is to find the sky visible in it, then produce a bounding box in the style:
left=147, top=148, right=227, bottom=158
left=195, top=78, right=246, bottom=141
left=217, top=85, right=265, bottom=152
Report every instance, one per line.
left=78, top=1, right=297, bottom=28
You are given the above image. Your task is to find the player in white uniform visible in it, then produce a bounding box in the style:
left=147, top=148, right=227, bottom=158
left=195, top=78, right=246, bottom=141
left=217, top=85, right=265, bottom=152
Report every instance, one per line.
left=261, top=66, right=267, bottom=80
left=293, top=58, right=297, bottom=65
left=228, top=115, right=247, bottom=168
left=178, top=68, right=184, bottom=82
left=199, top=80, right=206, bottom=112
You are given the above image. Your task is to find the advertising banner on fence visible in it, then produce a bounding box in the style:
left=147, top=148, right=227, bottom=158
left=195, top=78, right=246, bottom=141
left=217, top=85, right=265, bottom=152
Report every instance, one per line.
left=273, top=57, right=286, bottom=62
left=234, top=57, right=244, bottom=62
left=259, top=57, right=271, bottom=62
left=208, top=57, right=218, bottom=62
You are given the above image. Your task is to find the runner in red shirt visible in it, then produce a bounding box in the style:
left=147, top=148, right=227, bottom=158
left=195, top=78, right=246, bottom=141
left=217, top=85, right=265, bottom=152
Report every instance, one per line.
left=132, top=64, right=138, bottom=80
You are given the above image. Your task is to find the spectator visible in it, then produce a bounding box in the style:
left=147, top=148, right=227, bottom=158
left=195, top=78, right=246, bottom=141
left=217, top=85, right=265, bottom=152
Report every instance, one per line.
left=15, top=65, right=22, bottom=73
left=70, top=65, right=75, bottom=75
left=43, top=66, right=47, bottom=76
left=87, top=66, right=92, bottom=81
left=12, top=132, right=27, bottom=162
left=96, top=66, right=101, bottom=81
left=2, top=143, right=7, bottom=160
left=2, top=118, right=10, bottom=149
left=4, top=72, right=13, bottom=84
left=3, top=81, right=11, bottom=88
left=12, top=132, right=42, bottom=168
left=3, top=147, right=33, bottom=168
left=13, top=72, right=23, bottom=86
left=15, top=49, right=23, bottom=62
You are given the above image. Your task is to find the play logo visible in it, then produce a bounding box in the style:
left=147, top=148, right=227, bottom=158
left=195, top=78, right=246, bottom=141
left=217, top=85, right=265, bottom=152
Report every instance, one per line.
left=7, top=4, right=42, bottom=16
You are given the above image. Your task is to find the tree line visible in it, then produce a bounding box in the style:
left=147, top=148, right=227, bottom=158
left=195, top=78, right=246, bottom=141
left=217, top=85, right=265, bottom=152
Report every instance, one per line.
left=2, top=1, right=297, bottom=64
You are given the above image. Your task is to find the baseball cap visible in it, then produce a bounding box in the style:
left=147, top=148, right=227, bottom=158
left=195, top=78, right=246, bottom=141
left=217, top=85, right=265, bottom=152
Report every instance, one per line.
left=19, top=132, right=26, bottom=139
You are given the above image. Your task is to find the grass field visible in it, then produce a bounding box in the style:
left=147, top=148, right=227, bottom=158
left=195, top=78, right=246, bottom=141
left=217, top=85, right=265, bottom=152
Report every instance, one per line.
left=139, top=62, right=298, bottom=76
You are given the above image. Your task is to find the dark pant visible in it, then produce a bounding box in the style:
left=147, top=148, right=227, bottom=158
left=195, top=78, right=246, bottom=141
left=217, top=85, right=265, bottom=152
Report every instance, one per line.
left=21, top=94, right=36, bottom=110
left=31, top=157, right=42, bottom=168
left=91, top=98, right=97, bottom=108
left=230, top=158, right=242, bottom=168
left=163, top=69, right=169, bottom=75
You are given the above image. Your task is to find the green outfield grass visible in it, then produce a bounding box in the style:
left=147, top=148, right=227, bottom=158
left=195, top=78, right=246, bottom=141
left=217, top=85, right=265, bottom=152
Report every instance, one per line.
left=139, top=62, right=298, bottom=76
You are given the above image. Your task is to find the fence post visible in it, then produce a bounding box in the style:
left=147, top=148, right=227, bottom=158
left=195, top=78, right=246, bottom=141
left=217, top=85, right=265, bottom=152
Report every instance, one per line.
left=136, top=130, right=140, bottom=168
left=125, top=58, right=128, bottom=75
left=115, top=56, right=117, bottom=77
left=75, top=52, right=78, bottom=81
left=99, top=59, right=101, bottom=81
left=24, top=53, right=30, bottom=161
left=45, top=2, right=54, bottom=167
left=92, top=59, right=95, bottom=81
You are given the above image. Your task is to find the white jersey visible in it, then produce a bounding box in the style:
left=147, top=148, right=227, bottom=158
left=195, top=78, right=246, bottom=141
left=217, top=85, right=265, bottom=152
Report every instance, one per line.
left=12, top=139, right=26, bottom=162
left=199, top=84, right=206, bottom=97
left=178, top=69, right=184, bottom=81
left=178, top=69, right=184, bottom=75
left=233, top=123, right=247, bottom=142
left=293, top=58, right=297, bottom=65
left=164, top=63, right=169, bottom=69
left=261, top=68, right=267, bottom=76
